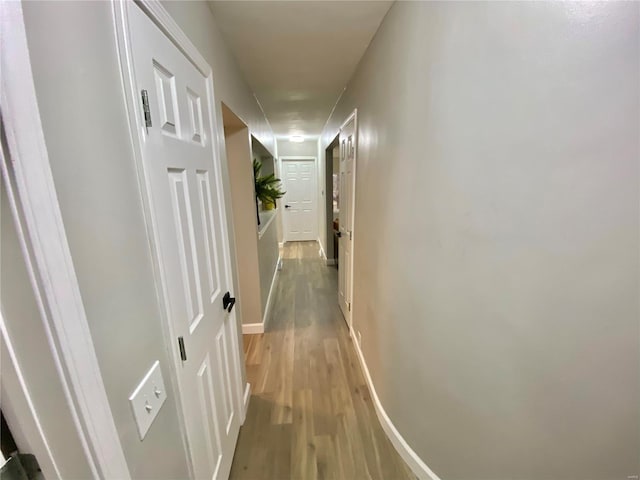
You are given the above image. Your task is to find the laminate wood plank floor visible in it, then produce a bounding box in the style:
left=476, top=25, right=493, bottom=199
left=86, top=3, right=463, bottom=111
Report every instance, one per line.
left=230, top=241, right=416, bottom=480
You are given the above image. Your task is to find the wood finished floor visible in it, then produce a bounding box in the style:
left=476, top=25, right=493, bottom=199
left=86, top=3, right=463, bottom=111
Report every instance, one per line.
left=230, top=241, right=415, bottom=480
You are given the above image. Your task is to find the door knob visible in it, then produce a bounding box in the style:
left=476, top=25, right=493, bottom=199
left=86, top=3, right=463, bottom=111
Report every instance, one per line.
left=285, top=204, right=291, bottom=209
left=223, top=291, right=236, bottom=312
left=336, top=231, right=342, bottom=238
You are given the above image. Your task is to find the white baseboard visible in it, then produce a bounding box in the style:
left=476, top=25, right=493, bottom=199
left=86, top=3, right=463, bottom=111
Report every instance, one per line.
left=241, top=323, right=264, bottom=334
left=349, top=328, right=441, bottom=480
left=242, top=258, right=280, bottom=335
left=325, top=258, right=336, bottom=266
left=262, top=258, right=280, bottom=330
left=241, top=383, right=251, bottom=423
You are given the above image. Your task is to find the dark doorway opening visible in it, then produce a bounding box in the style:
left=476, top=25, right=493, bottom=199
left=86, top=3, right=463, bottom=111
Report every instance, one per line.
left=324, top=135, right=340, bottom=266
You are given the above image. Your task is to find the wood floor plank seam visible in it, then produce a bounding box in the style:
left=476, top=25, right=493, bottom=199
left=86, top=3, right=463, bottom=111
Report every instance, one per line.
left=231, top=241, right=416, bottom=480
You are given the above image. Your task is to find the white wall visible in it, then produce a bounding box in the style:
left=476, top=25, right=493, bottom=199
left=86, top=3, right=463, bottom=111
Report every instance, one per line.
left=251, top=137, right=280, bottom=322
left=320, top=2, right=639, bottom=479
left=21, top=1, right=275, bottom=477
left=277, top=139, right=318, bottom=158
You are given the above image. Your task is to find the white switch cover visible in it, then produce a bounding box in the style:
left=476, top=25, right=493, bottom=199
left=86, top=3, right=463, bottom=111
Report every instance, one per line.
left=129, top=361, right=167, bottom=440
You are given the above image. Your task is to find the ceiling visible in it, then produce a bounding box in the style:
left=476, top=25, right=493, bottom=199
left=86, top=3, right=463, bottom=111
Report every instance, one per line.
left=208, top=1, right=393, bottom=138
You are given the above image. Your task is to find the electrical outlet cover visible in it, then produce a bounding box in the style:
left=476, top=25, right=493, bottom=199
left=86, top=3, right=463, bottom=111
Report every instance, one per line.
left=128, top=360, right=167, bottom=440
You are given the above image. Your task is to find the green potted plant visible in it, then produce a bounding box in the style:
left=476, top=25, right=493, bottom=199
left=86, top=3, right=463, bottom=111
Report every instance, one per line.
left=253, top=159, right=285, bottom=211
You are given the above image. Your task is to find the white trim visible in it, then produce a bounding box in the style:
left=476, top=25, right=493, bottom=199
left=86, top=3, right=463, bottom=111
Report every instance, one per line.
left=278, top=149, right=326, bottom=245
left=274, top=136, right=321, bottom=142
left=338, top=109, right=358, bottom=330
left=241, top=383, right=251, bottom=423
left=349, top=328, right=442, bottom=480
left=240, top=254, right=279, bottom=336
left=136, top=0, right=209, bottom=76
left=112, top=2, right=246, bottom=477
left=279, top=156, right=317, bottom=160
left=316, top=138, right=325, bottom=263
left=279, top=156, right=319, bottom=243
left=241, top=323, right=265, bottom=335
left=262, top=257, right=280, bottom=329
left=317, top=238, right=327, bottom=260
left=339, top=108, right=358, bottom=132
left=257, top=208, right=278, bottom=239
left=0, top=313, right=62, bottom=478
left=0, top=2, right=130, bottom=477
left=322, top=134, right=340, bottom=270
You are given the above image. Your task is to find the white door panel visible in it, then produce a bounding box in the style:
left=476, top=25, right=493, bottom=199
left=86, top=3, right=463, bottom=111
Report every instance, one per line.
left=128, top=4, right=241, bottom=479
left=282, top=159, right=318, bottom=241
left=338, top=115, right=356, bottom=324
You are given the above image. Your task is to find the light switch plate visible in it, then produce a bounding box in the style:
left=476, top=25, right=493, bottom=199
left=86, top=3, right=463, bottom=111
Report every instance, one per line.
left=129, top=360, right=167, bottom=440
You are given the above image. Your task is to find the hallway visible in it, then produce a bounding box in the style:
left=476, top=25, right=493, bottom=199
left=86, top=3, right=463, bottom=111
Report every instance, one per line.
left=230, top=242, right=415, bottom=480
left=3, top=1, right=637, bottom=478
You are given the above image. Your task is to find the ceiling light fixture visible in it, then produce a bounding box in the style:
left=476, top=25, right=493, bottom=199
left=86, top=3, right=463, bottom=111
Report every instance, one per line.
left=289, top=135, right=304, bottom=143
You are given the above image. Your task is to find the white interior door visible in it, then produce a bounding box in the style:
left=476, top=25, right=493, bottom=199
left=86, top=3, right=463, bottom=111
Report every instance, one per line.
left=282, top=159, right=318, bottom=242
left=338, top=114, right=356, bottom=323
left=128, top=5, right=242, bottom=479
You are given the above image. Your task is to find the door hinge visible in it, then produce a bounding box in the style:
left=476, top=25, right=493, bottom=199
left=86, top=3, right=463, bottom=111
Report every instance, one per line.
left=141, top=89, right=152, bottom=129
left=347, top=302, right=351, bottom=312
left=349, top=230, right=353, bottom=240
left=177, top=336, right=187, bottom=362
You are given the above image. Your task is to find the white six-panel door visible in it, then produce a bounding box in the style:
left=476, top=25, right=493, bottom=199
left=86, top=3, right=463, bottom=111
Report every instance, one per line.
left=281, top=159, right=318, bottom=242
left=127, top=4, right=242, bottom=479
left=338, top=114, right=356, bottom=323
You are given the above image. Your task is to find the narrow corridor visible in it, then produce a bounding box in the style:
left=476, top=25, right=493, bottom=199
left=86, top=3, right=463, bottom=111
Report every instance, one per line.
left=230, top=242, right=415, bottom=479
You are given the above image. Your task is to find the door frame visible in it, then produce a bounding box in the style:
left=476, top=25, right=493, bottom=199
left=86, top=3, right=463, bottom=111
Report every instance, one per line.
left=339, top=109, right=358, bottom=330
left=0, top=1, right=130, bottom=477
left=112, top=1, right=249, bottom=477
left=279, top=155, right=319, bottom=243
left=323, top=135, right=340, bottom=265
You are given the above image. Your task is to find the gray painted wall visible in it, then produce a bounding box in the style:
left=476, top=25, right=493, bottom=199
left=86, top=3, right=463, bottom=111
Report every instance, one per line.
left=22, top=1, right=275, bottom=477
left=1, top=177, right=94, bottom=479
left=226, top=126, right=264, bottom=326
left=320, top=2, right=640, bottom=479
